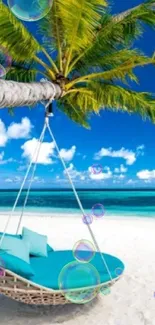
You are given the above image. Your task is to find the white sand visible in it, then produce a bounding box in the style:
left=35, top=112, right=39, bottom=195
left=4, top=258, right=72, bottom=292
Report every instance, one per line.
left=0, top=213, right=155, bottom=325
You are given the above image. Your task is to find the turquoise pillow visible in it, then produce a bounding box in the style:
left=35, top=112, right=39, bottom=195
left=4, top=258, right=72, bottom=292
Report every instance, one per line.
left=0, top=232, right=54, bottom=253
left=0, top=252, right=34, bottom=279
left=0, top=236, right=30, bottom=264
left=22, top=227, right=48, bottom=257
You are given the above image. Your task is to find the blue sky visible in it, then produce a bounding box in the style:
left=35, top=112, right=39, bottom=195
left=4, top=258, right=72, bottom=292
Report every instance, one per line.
left=0, top=0, right=155, bottom=189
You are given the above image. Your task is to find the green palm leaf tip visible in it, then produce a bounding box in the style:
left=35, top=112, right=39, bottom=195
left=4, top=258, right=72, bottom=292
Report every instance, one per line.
left=0, top=3, right=41, bottom=63
left=6, top=66, right=37, bottom=82
left=57, top=97, right=90, bottom=129
left=74, top=1, right=155, bottom=72
left=58, top=0, right=106, bottom=74
left=87, top=82, right=155, bottom=123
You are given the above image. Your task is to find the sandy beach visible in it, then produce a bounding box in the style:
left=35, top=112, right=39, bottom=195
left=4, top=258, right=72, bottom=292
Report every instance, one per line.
left=0, top=213, right=155, bottom=325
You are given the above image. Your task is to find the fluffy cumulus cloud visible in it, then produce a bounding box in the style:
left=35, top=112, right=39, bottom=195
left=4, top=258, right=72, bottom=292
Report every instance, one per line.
left=0, top=118, right=32, bottom=147
left=137, top=169, right=155, bottom=180
left=21, top=138, right=55, bottom=165
left=7, top=117, right=32, bottom=139
left=94, top=145, right=144, bottom=165
left=89, top=166, right=112, bottom=180
left=59, top=146, right=76, bottom=162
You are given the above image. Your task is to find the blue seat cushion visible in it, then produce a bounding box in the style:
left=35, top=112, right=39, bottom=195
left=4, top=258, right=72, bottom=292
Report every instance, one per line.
left=30, top=250, right=124, bottom=290
left=0, top=252, right=34, bottom=279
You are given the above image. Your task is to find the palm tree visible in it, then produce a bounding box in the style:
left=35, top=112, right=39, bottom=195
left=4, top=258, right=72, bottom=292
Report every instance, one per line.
left=0, top=0, right=155, bottom=127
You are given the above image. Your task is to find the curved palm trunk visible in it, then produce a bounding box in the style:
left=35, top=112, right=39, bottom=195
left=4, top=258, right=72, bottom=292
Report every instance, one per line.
left=0, top=80, right=62, bottom=108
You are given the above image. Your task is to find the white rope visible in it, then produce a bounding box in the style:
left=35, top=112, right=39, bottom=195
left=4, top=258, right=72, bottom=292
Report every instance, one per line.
left=46, top=119, right=115, bottom=285
left=0, top=123, right=47, bottom=248
left=16, top=125, right=46, bottom=234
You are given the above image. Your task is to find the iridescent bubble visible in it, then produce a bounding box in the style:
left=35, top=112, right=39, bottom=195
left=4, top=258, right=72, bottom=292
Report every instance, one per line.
left=100, top=285, right=111, bottom=296
left=73, top=240, right=95, bottom=263
left=0, top=46, right=12, bottom=71
left=90, top=164, right=103, bottom=175
left=0, top=257, right=5, bottom=277
left=8, top=0, right=53, bottom=22
left=58, top=261, right=100, bottom=304
left=0, top=64, right=6, bottom=79
left=82, top=214, right=93, bottom=225
left=115, top=267, right=123, bottom=277
left=92, top=203, right=105, bottom=219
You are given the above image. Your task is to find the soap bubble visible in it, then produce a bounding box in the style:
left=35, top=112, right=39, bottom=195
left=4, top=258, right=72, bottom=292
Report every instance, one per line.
left=73, top=240, right=95, bottom=263
left=0, top=65, right=6, bottom=79
left=82, top=214, right=93, bottom=225
left=0, top=257, right=5, bottom=277
left=8, top=0, right=53, bottom=22
left=58, top=261, right=100, bottom=304
left=115, top=267, right=123, bottom=277
left=90, top=164, right=103, bottom=175
left=92, top=203, right=105, bottom=219
left=100, top=285, right=111, bottom=296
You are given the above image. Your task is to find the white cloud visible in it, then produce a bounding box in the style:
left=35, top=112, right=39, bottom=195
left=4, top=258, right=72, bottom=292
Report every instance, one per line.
left=94, top=145, right=144, bottom=166
left=59, top=146, right=76, bottom=162
left=63, top=163, right=82, bottom=179
left=7, top=117, right=32, bottom=139
left=0, top=120, right=7, bottom=147
left=0, top=118, right=32, bottom=149
left=94, top=147, right=136, bottom=165
left=114, top=164, right=127, bottom=173
left=88, top=166, right=112, bottom=180
left=21, top=138, right=55, bottom=165
left=137, top=169, right=155, bottom=180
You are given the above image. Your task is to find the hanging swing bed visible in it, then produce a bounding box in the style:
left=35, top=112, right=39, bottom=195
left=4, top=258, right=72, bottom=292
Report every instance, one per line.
left=0, top=93, right=125, bottom=306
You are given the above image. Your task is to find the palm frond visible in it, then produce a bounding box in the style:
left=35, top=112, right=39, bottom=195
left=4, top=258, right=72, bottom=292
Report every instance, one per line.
left=70, top=0, right=155, bottom=72
left=6, top=66, right=38, bottom=82
left=66, top=53, right=154, bottom=89
left=56, top=0, right=106, bottom=76
left=38, top=1, right=64, bottom=72
left=57, top=96, right=90, bottom=128
left=88, top=82, right=155, bottom=122
left=0, top=3, right=41, bottom=63
left=73, top=49, right=142, bottom=76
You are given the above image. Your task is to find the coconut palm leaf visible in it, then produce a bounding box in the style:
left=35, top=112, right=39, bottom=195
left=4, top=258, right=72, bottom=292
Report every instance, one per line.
left=6, top=66, right=38, bottom=82
left=66, top=53, right=154, bottom=89
left=64, top=82, right=155, bottom=123
left=88, top=82, right=155, bottom=122
left=0, top=3, right=42, bottom=63
left=57, top=96, right=90, bottom=128
left=39, top=0, right=107, bottom=76
left=69, top=0, right=155, bottom=73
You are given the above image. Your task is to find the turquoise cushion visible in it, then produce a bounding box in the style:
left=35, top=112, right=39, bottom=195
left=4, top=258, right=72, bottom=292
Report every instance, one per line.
left=0, top=252, right=34, bottom=279
left=22, top=227, right=47, bottom=257
left=0, top=236, right=30, bottom=263
left=30, top=251, right=125, bottom=290
left=0, top=232, right=54, bottom=254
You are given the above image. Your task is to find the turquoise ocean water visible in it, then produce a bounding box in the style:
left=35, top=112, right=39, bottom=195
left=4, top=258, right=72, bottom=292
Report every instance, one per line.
left=0, top=189, right=155, bottom=217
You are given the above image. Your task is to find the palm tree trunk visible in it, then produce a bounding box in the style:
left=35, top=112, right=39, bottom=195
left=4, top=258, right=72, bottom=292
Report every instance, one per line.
left=0, top=80, right=62, bottom=108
